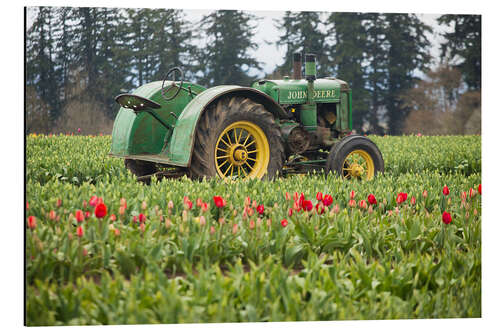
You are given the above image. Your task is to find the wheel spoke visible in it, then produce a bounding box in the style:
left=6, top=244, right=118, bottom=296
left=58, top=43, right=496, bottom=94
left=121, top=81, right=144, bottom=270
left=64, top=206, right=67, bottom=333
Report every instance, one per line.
left=245, top=140, right=256, bottom=148
left=225, top=133, right=232, bottom=145
left=242, top=133, right=252, bottom=146
left=237, top=128, right=244, bottom=144
left=247, top=157, right=257, bottom=162
left=223, top=163, right=232, bottom=177
left=230, top=165, right=234, bottom=177
left=247, top=149, right=258, bottom=154
left=216, top=155, right=229, bottom=159
left=244, top=161, right=254, bottom=171
left=240, top=165, right=248, bottom=177
left=219, top=138, right=230, bottom=148
left=218, top=159, right=229, bottom=168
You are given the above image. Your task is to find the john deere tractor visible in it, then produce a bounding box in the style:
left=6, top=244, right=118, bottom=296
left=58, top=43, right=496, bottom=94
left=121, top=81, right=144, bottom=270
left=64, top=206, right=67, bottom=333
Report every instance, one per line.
left=110, top=52, right=384, bottom=181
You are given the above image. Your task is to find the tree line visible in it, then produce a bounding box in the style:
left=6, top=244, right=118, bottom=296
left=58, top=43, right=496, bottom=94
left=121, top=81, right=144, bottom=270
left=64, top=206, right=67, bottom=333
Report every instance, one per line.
left=26, top=7, right=481, bottom=135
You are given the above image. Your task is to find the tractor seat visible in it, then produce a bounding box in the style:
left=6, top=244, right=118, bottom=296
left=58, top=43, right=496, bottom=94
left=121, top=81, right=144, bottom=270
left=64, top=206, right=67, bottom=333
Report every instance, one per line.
left=115, top=94, right=161, bottom=112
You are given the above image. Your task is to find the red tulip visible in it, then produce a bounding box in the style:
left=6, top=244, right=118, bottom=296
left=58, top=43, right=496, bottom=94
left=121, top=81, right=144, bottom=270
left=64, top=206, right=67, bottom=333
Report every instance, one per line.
left=348, top=199, right=356, bottom=208
left=210, top=226, right=216, bottom=235
left=114, top=228, right=120, bottom=236
left=396, top=192, right=408, bottom=205
left=89, top=195, right=98, bottom=207
left=442, top=211, right=452, bottom=225
left=120, top=198, right=127, bottom=209
left=184, top=200, right=193, bottom=210
left=350, top=190, right=355, bottom=200
left=322, top=194, right=333, bottom=207
left=141, top=201, right=148, bottom=210
left=285, top=192, right=291, bottom=201
left=75, top=210, right=84, bottom=223
left=478, top=184, right=481, bottom=195
left=288, top=208, right=293, bottom=217
left=201, top=202, right=209, bottom=212
left=298, top=193, right=305, bottom=206
left=316, top=192, right=323, bottom=201
left=293, top=201, right=301, bottom=212
left=410, top=196, right=416, bottom=205
left=119, top=206, right=126, bottom=216
left=358, top=200, right=367, bottom=210
left=302, top=200, right=313, bottom=211
left=422, top=190, right=428, bottom=198
left=232, top=224, right=238, bottom=234
left=281, top=219, right=288, bottom=227
left=110, top=214, right=117, bottom=222
left=140, top=222, right=145, bottom=233
left=293, top=192, right=299, bottom=201
left=27, top=216, right=36, bottom=230
left=468, top=188, right=475, bottom=199
left=85, top=211, right=90, bottom=219
left=76, top=225, right=84, bottom=238
left=56, top=199, right=62, bottom=207
left=26, top=202, right=29, bottom=210
left=213, top=196, right=226, bottom=208
left=367, top=194, right=377, bottom=205
left=256, top=204, right=264, bottom=215
left=196, top=198, right=203, bottom=207
left=442, top=185, right=450, bottom=196
left=138, top=213, right=146, bottom=223
left=315, top=203, right=325, bottom=214
left=94, top=203, right=107, bottom=219
left=49, top=210, right=56, bottom=221
left=249, top=220, right=255, bottom=229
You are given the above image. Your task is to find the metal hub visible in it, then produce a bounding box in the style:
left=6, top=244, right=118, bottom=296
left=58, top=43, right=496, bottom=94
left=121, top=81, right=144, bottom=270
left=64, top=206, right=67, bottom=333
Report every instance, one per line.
left=229, top=144, right=248, bottom=166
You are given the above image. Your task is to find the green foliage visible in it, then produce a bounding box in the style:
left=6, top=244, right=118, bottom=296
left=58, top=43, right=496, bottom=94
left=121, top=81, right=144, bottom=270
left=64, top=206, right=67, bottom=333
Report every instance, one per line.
left=274, top=11, right=329, bottom=77
left=438, top=15, right=481, bottom=90
left=196, top=10, right=262, bottom=87
left=26, top=134, right=481, bottom=324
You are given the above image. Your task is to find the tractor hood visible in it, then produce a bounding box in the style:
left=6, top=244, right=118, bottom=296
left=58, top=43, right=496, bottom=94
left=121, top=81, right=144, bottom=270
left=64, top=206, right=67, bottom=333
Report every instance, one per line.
left=251, top=78, right=349, bottom=104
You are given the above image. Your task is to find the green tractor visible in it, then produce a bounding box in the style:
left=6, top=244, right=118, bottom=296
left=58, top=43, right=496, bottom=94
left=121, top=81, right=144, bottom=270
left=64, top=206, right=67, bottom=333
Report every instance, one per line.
left=110, top=52, right=384, bottom=181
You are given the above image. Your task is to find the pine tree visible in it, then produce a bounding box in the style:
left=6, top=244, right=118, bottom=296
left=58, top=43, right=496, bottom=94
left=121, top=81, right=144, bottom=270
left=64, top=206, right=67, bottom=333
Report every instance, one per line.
left=149, top=9, right=197, bottom=82
left=196, top=10, right=262, bottom=86
left=438, top=14, right=481, bottom=90
left=363, top=13, right=389, bottom=134
left=26, top=6, right=61, bottom=121
left=328, top=12, right=371, bottom=133
left=383, top=13, right=431, bottom=135
left=275, top=11, right=329, bottom=78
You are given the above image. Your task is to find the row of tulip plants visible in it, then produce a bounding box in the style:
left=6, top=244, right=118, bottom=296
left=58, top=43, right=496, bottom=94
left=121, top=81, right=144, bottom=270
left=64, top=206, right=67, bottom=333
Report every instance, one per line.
left=26, top=166, right=481, bottom=323
left=26, top=134, right=481, bottom=185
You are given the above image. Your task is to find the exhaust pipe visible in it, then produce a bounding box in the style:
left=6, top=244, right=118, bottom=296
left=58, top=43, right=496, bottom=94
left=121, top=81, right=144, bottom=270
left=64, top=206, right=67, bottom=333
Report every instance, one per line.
left=292, top=52, right=302, bottom=80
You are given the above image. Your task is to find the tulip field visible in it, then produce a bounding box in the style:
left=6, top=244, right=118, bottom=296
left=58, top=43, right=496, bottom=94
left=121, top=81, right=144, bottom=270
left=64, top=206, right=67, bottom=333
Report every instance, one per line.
left=25, top=134, right=481, bottom=325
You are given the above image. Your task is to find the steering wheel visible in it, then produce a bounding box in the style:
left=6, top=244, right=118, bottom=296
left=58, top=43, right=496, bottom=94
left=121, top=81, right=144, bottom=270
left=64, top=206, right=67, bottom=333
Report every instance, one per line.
left=161, top=67, right=184, bottom=101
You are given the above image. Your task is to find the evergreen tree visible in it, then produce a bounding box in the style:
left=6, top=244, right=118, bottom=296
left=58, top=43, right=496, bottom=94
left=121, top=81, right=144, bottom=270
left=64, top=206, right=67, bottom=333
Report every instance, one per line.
left=363, top=13, right=389, bottom=134
left=275, top=11, right=329, bottom=77
left=26, top=6, right=61, bottom=121
left=328, top=12, right=371, bottom=133
left=149, top=9, right=197, bottom=82
left=196, top=10, right=262, bottom=86
left=383, top=13, right=431, bottom=134
left=438, top=14, right=481, bottom=90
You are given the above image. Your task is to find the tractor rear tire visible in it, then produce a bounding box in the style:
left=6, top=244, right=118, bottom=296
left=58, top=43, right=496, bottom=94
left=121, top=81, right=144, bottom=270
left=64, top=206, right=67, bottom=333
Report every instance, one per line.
left=190, top=96, right=285, bottom=180
left=326, top=135, right=384, bottom=180
left=124, top=159, right=157, bottom=178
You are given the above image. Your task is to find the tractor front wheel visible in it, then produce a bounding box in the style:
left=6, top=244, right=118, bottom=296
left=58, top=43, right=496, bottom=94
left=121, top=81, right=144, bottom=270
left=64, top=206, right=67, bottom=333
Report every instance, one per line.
left=190, top=96, right=285, bottom=180
left=326, top=135, right=384, bottom=180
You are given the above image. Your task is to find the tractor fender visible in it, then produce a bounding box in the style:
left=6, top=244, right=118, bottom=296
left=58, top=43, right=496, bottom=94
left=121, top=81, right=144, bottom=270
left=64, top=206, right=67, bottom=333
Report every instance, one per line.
left=166, top=85, right=289, bottom=166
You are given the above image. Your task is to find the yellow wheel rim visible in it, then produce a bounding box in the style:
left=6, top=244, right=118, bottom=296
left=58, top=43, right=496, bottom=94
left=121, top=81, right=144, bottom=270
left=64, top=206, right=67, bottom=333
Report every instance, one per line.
left=215, top=121, right=270, bottom=179
left=342, top=149, right=375, bottom=180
